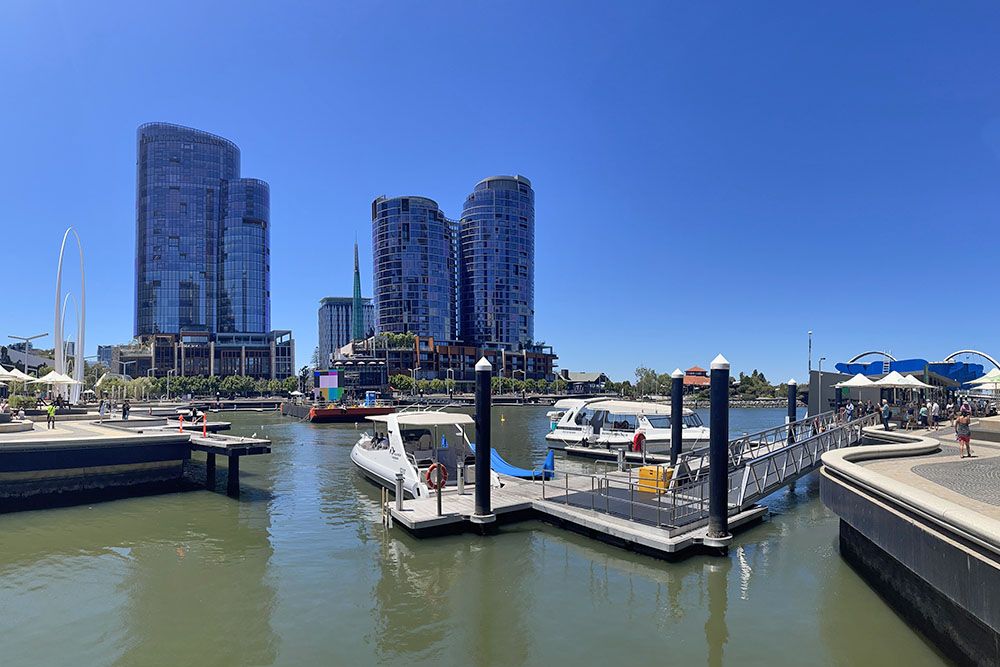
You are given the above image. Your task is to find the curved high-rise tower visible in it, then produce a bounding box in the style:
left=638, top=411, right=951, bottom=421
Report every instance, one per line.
left=459, top=175, right=534, bottom=349
left=135, top=122, right=271, bottom=336
left=371, top=196, right=456, bottom=341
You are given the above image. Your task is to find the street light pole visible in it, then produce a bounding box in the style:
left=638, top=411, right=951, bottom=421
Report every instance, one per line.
left=818, top=356, right=826, bottom=413
left=166, top=369, right=176, bottom=401
left=9, top=332, right=48, bottom=378
left=808, top=331, right=813, bottom=374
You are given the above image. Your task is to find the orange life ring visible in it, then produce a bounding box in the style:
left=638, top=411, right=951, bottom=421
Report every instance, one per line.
left=632, top=432, right=646, bottom=452
left=425, top=463, right=449, bottom=490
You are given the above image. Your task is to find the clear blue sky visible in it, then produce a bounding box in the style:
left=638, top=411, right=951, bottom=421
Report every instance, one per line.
left=2, top=1, right=999, bottom=382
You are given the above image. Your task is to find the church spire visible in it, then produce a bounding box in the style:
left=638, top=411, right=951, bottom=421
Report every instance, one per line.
left=352, top=239, right=364, bottom=341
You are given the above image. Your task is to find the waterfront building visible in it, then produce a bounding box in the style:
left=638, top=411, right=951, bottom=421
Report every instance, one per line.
left=371, top=196, right=457, bottom=342
left=459, top=175, right=534, bottom=350
left=558, top=370, right=610, bottom=394
left=132, top=122, right=293, bottom=378
left=318, top=296, right=374, bottom=368
left=96, top=345, right=114, bottom=368
left=351, top=335, right=556, bottom=385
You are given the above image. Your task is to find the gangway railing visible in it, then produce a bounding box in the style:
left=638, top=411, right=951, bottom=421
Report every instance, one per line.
left=536, top=412, right=876, bottom=534
left=674, top=410, right=838, bottom=483
left=729, top=412, right=877, bottom=510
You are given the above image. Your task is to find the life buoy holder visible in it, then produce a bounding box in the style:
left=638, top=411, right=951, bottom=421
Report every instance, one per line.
left=632, top=432, right=646, bottom=453
left=425, top=463, right=448, bottom=490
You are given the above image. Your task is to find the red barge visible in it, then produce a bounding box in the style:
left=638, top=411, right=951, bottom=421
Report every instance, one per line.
left=281, top=402, right=395, bottom=423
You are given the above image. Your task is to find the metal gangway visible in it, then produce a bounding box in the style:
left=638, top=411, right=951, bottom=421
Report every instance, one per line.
left=540, top=411, right=878, bottom=534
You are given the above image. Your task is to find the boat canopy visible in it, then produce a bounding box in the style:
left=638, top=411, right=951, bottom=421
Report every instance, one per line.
left=367, top=412, right=475, bottom=427
left=552, top=398, right=588, bottom=410
left=586, top=400, right=674, bottom=415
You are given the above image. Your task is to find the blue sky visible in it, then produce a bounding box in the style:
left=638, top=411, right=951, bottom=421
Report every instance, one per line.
left=2, top=1, right=999, bottom=382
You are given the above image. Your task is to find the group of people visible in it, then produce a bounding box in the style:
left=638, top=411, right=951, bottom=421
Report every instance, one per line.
left=97, top=398, right=130, bottom=423
left=870, top=398, right=976, bottom=458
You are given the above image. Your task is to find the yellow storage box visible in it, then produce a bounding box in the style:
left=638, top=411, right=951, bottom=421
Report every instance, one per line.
left=637, top=465, right=672, bottom=492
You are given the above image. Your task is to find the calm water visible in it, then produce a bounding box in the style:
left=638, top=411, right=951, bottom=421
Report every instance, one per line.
left=0, top=407, right=946, bottom=666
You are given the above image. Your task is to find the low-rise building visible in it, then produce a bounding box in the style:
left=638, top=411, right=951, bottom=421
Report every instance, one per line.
left=110, top=331, right=295, bottom=380
left=558, top=370, right=609, bottom=394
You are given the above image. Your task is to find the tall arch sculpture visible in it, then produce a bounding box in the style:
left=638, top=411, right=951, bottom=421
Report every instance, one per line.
left=943, top=349, right=1000, bottom=371
left=54, top=228, right=85, bottom=403
left=845, top=351, right=897, bottom=364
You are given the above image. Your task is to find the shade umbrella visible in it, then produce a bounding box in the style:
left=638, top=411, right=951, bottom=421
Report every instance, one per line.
left=6, top=367, right=33, bottom=382
left=30, top=370, right=82, bottom=385
left=901, top=374, right=933, bottom=390
left=834, top=372, right=875, bottom=402
left=873, top=371, right=909, bottom=388
left=0, top=366, right=18, bottom=382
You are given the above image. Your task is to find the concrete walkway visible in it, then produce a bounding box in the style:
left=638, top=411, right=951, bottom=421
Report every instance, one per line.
left=859, top=426, right=1000, bottom=522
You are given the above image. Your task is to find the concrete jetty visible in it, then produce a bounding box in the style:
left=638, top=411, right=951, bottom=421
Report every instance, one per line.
left=0, top=414, right=270, bottom=510
left=821, top=423, right=1000, bottom=666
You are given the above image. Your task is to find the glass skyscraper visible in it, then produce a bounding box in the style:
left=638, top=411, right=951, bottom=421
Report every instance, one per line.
left=371, top=196, right=457, bottom=342
left=318, top=297, right=375, bottom=367
left=459, top=175, right=534, bottom=349
left=135, top=122, right=269, bottom=336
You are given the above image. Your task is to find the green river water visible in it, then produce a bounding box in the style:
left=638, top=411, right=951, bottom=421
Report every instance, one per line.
left=0, top=407, right=947, bottom=666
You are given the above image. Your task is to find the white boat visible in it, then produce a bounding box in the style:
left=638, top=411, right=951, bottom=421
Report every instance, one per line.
left=545, top=398, right=709, bottom=453
left=350, top=411, right=500, bottom=499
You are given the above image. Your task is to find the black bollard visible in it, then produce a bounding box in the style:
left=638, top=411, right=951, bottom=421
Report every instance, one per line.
left=670, top=368, right=684, bottom=466
left=706, top=354, right=731, bottom=546
left=471, top=357, right=495, bottom=525
left=787, top=379, right=797, bottom=444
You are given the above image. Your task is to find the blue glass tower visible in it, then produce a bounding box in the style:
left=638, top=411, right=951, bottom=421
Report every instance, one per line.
left=135, top=123, right=269, bottom=336
left=371, top=196, right=456, bottom=341
left=459, top=175, right=534, bottom=349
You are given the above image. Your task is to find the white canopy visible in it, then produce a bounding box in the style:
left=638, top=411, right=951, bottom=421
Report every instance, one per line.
left=834, top=373, right=875, bottom=388
left=900, top=374, right=933, bottom=390
left=289, top=390, right=304, bottom=396
left=873, top=371, right=910, bottom=388
left=4, top=367, right=33, bottom=381
left=30, top=370, right=82, bottom=385
left=969, top=369, right=1000, bottom=387
left=0, top=366, right=18, bottom=382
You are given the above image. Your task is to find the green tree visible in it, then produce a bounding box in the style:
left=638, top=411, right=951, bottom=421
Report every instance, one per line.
left=429, top=378, right=445, bottom=394
left=390, top=374, right=412, bottom=391
left=282, top=376, right=299, bottom=394
left=634, top=366, right=658, bottom=396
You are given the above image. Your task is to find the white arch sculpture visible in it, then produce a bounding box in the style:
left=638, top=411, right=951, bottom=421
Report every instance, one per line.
left=943, top=349, right=1000, bottom=371
left=54, top=228, right=85, bottom=403
left=845, top=351, right=897, bottom=364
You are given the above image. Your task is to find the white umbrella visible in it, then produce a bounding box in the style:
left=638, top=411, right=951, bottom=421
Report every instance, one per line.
left=901, top=374, right=933, bottom=390
left=834, top=373, right=875, bottom=388
left=6, top=367, right=33, bottom=382
left=30, top=370, right=81, bottom=385
left=289, top=390, right=304, bottom=396
left=968, top=369, right=1000, bottom=387
left=873, top=370, right=909, bottom=388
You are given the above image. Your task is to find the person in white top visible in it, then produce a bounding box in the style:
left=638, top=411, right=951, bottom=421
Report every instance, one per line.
left=930, top=400, right=940, bottom=430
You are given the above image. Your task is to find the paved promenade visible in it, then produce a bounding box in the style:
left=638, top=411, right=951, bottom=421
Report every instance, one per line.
left=859, top=424, right=1000, bottom=521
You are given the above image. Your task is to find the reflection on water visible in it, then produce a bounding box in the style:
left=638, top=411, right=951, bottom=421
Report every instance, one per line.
left=0, top=407, right=946, bottom=666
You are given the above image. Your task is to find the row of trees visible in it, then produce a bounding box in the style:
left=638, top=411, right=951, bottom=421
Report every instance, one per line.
left=389, top=374, right=570, bottom=395
left=95, top=374, right=299, bottom=399
left=630, top=366, right=789, bottom=399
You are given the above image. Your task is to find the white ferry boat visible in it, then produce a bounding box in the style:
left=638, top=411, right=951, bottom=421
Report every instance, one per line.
left=545, top=398, right=709, bottom=453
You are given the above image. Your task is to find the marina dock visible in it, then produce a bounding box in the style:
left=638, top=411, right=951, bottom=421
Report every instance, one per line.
left=0, top=414, right=270, bottom=509
left=387, top=409, right=873, bottom=559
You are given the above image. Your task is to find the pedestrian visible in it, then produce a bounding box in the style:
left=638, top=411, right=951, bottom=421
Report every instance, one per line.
left=46, top=403, right=56, bottom=430
left=122, top=399, right=131, bottom=421
left=98, top=398, right=107, bottom=424
left=931, top=400, right=940, bottom=430
left=845, top=401, right=855, bottom=422
left=918, top=403, right=928, bottom=428
left=881, top=399, right=891, bottom=430
left=955, top=406, right=974, bottom=458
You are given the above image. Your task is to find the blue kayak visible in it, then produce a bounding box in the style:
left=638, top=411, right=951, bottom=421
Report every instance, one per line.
left=469, top=443, right=555, bottom=480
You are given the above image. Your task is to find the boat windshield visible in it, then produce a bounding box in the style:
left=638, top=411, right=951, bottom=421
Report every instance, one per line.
left=573, top=408, right=595, bottom=425
left=603, top=413, right=639, bottom=431
left=645, top=414, right=704, bottom=429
